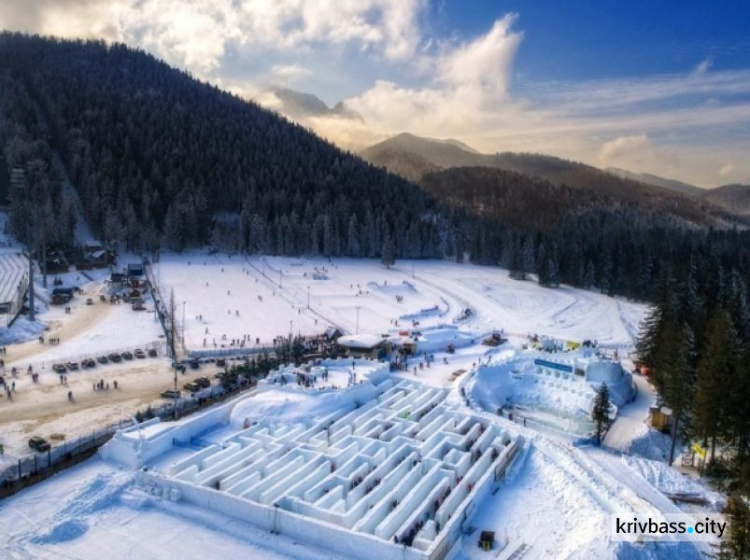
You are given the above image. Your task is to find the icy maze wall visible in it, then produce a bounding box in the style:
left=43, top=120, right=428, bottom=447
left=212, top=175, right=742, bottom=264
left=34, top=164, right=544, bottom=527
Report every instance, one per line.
left=140, top=379, right=522, bottom=560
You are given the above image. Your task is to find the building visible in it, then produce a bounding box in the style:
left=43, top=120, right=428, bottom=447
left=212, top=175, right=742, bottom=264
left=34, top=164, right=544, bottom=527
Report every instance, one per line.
left=336, top=334, right=392, bottom=359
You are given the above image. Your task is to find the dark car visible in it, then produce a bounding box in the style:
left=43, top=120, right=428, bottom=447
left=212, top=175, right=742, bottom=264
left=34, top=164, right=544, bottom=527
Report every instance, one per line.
left=109, top=353, right=122, bottom=363
left=52, top=363, right=67, bottom=373
left=160, top=389, right=181, bottom=399
left=81, top=358, right=96, bottom=369
left=148, top=348, right=158, bottom=358
left=121, top=351, right=133, bottom=360
left=188, top=359, right=200, bottom=370
left=183, top=382, right=200, bottom=393
left=195, top=377, right=211, bottom=389
left=97, top=355, right=109, bottom=364
left=29, top=436, right=51, bottom=452
left=216, top=358, right=226, bottom=367
left=171, top=361, right=187, bottom=373
left=66, top=362, right=79, bottom=371
left=134, top=349, right=146, bottom=359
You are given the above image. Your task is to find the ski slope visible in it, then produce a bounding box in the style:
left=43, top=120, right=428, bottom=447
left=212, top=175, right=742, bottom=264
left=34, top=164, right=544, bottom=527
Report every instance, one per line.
left=155, top=255, right=648, bottom=351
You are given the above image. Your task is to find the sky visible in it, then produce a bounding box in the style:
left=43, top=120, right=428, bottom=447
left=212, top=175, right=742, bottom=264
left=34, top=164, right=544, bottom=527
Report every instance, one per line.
left=1, top=1, right=749, bottom=187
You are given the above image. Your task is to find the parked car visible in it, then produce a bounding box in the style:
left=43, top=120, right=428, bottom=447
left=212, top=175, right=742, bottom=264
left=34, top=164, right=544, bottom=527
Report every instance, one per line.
left=188, top=359, right=200, bottom=370
left=81, top=358, right=96, bottom=369
left=148, top=348, right=158, bottom=358
left=86, top=298, right=94, bottom=305
left=52, top=363, right=67, bottom=373
left=97, top=355, right=109, bottom=364
left=132, top=303, right=146, bottom=311
left=28, top=436, right=51, bottom=452
left=195, top=377, right=211, bottom=389
left=171, top=361, right=187, bottom=373
left=109, top=353, right=122, bottom=363
left=160, top=389, right=181, bottom=399
left=183, top=382, right=200, bottom=393
left=134, top=349, right=146, bottom=359
left=121, top=351, right=134, bottom=360
left=216, top=358, right=226, bottom=367
left=66, top=362, right=79, bottom=371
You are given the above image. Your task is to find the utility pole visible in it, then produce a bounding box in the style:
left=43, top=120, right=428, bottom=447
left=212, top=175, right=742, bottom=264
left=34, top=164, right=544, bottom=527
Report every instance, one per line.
left=41, top=227, right=47, bottom=288
left=27, top=252, right=35, bottom=321
left=307, top=286, right=310, bottom=310
left=182, top=301, right=186, bottom=350
left=356, top=306, right=360, bottom=335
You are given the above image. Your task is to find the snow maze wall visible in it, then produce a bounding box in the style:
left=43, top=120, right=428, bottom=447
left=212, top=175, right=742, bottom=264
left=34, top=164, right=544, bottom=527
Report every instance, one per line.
left=137, top=380, right=522, bottom=560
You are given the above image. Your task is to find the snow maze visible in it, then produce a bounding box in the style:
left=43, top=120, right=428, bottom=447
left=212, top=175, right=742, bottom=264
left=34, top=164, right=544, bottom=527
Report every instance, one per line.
left=138, top=380, right=522, bottom=560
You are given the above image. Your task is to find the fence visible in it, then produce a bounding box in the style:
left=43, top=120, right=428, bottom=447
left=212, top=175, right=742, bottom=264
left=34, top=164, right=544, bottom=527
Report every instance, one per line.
left=0, top=419, right=132, bottom=493
left=0, top=374, right=260, bottom=498
left=144, top=260, right=174, bottom=358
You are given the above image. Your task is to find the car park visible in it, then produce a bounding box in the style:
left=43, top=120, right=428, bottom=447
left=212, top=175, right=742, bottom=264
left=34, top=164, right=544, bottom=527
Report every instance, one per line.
left=28, top=436, right=51, bottom=452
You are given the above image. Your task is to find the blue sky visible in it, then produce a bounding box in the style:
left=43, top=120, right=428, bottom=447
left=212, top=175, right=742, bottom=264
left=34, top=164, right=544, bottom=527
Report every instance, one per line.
left=2, top=0, right=749, bottom=186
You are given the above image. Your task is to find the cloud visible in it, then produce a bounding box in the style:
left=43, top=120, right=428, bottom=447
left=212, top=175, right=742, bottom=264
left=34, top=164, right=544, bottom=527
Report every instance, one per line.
left=268, top=64, right=312, bottom=86
left=718, top=163, right=734, bottom=177
left=598, top=135, right=656, bottom=169
left=1, top=0, right=428, bottom=76
left=693, top=57, right=713, bottom=77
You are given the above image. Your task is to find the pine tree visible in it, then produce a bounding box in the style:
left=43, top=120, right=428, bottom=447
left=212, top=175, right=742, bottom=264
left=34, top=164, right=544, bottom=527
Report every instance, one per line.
left=658, top=321, right=697, bottom=465
left=592, top=383, right=610, bottom=445
left=693, top=309, right=738, bottom=462
left=381, top=235, right=395, bottom=269
left=720, top=494, right=750, bottom=560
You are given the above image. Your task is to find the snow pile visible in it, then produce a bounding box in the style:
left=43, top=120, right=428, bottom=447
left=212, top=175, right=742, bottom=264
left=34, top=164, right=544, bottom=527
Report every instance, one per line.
left=229, top=386, right=369, bottom=427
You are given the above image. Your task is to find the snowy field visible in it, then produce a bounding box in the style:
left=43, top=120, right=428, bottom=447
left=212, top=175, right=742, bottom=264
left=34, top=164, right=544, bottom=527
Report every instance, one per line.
left=1, top=250, right=720, bottom=560
left=155, top=255, right=648, bottom=351
left=0, top=382, right=716, bottom=560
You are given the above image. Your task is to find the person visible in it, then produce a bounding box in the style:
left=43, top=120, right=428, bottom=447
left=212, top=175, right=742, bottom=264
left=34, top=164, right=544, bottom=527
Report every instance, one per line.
left=68, top=390, right=73, bottom=402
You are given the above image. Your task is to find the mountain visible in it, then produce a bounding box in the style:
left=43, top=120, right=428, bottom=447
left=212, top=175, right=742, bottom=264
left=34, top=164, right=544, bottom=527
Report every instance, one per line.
left=272, top=88, right=360, bottom=120
left=606, top=167, right=704, bottom=196
left=702, top=184, right=750, bottom=216
left=362, top=132, right=483, bottom=170
left=0, top=33, right=436, bottom=256
left=363, top=133, right=739, bottom=228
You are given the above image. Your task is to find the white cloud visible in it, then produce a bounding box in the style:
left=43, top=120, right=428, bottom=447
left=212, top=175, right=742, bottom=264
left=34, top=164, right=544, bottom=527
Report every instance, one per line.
left=718, top=163, right=734, bottom=177
left=693, top=57, right=713, bottom=77
left=269, top=64, right=312, bottom=86
left=598, top=135, right=658, bottom=171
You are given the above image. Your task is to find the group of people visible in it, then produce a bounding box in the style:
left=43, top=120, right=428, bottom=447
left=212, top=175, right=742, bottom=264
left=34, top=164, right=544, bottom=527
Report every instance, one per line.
left=38, top=336, right=61, bottom=345
left=93, top=378, right=117, bottom=391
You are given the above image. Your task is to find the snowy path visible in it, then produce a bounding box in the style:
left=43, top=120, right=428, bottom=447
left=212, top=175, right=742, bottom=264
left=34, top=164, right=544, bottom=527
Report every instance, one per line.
left=603, top=374, right=654, bottom=452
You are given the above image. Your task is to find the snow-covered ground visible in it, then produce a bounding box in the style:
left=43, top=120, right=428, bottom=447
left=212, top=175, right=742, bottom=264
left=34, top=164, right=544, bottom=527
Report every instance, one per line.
left=0, top=251, right=718, bottom=560
left=155, top=255, right=647, bottom=351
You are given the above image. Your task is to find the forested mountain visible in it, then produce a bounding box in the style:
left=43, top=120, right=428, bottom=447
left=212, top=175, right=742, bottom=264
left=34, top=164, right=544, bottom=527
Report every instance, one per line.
left=363, top=133, right=737, bottom=227
left=0, top=33, right=441, bottom=257
left=2, top=33, right=750, bottom=309
left=702, top=184, right=750, bottom=216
